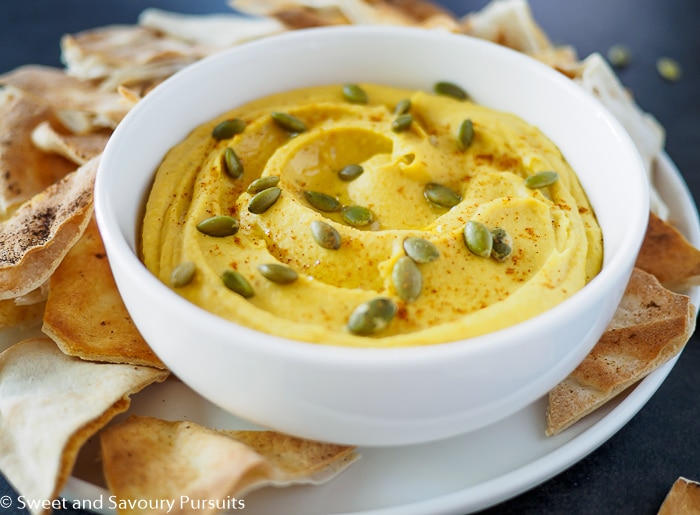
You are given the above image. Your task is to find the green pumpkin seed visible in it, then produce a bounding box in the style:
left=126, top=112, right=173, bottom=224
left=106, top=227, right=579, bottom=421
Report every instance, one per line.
left=393, top=98, right=411, bottom=115
left=248, top=186, right=281, bottom=214
left=657, top=57, right=682, bottom=82
left=310, top=220, right=341, bottom=250
left=196, top=215, right=239, bottom=237
left=338, top=163, right=364, bottom=181
left=257, top=263, right=298, bottom=284
left=247, top=175, right=280, bottom=194
left=304, top=190, right=341, bottom=212
left=524, top=171, right=559, bottom=189
left=424, top=182, right=462, bottom=208
left=222, top=269, right=255, bottom=298
left=457, top=119, right=474, bottom=150
left=170, top=261, right=196, bottom=288
left=340, top=205, right=374, bottom=227
left=271, top=112, right=307, bottom=133
left=403, top=237, right=439, bottom=264
left=347, top=297, right=397, bottom=336
left=607, top=44, right=631, bottom=69
left=223, top=147, right=243, bottom=179
left=391, top=113, right=413, bottom=132
left=464, top=220, right=493, bottom=258
left=342, top=83, right=368, bottom=104
left=434, top=81, right=469, bottom=101
left=212, top=118, right=246, bottom=140
left=392, top=256, right=422, bottom=302
left=491, top=227, right=513, bottom=262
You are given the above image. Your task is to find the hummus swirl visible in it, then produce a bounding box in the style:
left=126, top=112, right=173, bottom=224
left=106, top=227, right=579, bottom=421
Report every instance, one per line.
left=141, top=83, right=603, bottom=347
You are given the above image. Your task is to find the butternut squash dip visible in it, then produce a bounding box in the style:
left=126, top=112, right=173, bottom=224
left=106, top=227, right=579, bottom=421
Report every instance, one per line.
left=141, top=83, right=603, bottom=347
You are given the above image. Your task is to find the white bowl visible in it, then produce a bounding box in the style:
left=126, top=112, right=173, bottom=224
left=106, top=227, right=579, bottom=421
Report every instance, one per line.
left=95, top=26, right=648, bottom=446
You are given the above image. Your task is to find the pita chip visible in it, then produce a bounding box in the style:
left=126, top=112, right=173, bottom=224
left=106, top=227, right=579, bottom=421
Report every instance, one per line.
left=0, top=85, right=77, bottom=218
left=0, top=155, right=97, bottom=300
left=658, top=477, right=700, bottom=515
left=636, top=211, right=700, bottom=291
left=0, top=65, right=129, bottom=131
left=0, top=297, right=45, bottom=330
left=31, top=120, right=110, bottom=166
left=101, top=416, right=358, bottom=515
left=43, top=216, right=165, bottom=369
left=459, top=0, right=553, bottom=54
left=61, top=25, right=207, bottom=92
left=0, top=338, right=168, bottom=515
left=546, top=268, right=696, bottom=436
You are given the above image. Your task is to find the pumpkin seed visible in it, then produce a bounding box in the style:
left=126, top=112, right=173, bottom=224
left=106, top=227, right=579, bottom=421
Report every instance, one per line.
left=170, top=261, right=196, bottom=288
left=257, top=263, right=298, bottom=284
left=403, top=237, right=439, bottom=264
left=338, top=163, right=364, bottom=182
left=222, top=269, right=254, bottom=298
left=524, top=171, right=559, bottom=189
left=490, top=227, right=513, bottom=262
left=310, top=220, right=341, bottom=250
left=248, top=186, right=281, bottom=214
left=342, top=83, right=368, bottom=104
left=223, top=147, right=243, bottom=179
left=434, top=81, right=469, bottom=101
left=392, top=256, right=422, bottom=302
left=393, top=98, right=411, bottom=115
left=304, top=190, right=341, bottom=212
left=457, top=119, right=474, bottom=150
left=340, top=205, right=374, bottom=227
left=464, top=220, right=493, bottom=258
left=196, top=215, right=239, bottom=237
left=212, top=118, right=246, bottom=140
left=607, top=44, right=631, bottom=69
left=657, top=57, right=682, bottom=82
left=247, top=175, right=280, bottom=194
left=347, top=297, right=397, bottom=336
left=424, top=182, right=462, bottom=208
left=391, top=113, right=413, bottom=132
left=271, top=112, right=307, bottom=133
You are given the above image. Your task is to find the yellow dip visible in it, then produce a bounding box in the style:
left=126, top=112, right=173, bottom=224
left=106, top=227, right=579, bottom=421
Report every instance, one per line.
left=141, top=83, right=603, bottom=347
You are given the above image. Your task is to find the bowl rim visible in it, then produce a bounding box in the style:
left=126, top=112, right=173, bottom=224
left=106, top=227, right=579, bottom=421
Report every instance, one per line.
left=95, top=25, right=649, bottom=365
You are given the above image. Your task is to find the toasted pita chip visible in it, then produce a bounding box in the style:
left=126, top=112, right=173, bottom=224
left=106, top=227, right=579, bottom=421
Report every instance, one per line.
left=0, top=86, right=77, bottom=218
left=0, top=155, right=97, bottom=300
left=0, top=298, right=46, bottom=329
left=230, top=0, right=458, bottom=29
left=572, top=53, right=668, bottom=219
left=101, top=416, right=358, bottom=514
left=636, top=211, right=700, bottom=291
left=0, top=65, right=129, bottom=131
left=31, top=120, right=110, bottom=166
left=138, top=8, right=285, bottom=49
left=61, top=25, right=207, bottom=92
left=658, top=477, right=700, bottom=515
left=546, top=268, right=696, bottom=436
left=0, top=338, right=168, bottom=515
left=43, top=216, right=165, bottom=368
left=459, top=0, right=553, bottom=53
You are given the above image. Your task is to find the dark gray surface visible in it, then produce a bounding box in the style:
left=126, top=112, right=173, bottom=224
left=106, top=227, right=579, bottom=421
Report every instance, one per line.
left=1, top=1, right=698, bottom=514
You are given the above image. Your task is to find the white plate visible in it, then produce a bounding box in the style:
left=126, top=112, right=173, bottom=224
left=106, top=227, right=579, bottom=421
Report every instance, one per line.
left=44, top=153, right=700, bottom=513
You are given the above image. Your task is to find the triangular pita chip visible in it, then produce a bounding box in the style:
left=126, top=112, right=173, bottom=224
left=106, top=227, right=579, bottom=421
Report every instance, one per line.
left=101, top=416, right=358, bottom=515
left=658, top=477, right=700, bottom=515
left=0, top=338, right=168, bottom=515
left=0, top=86, right=77, bottom=217
left=31, top=120, right=110, bottom=166
left=0, top=65, right=129, bottom=130
left=0, top=298, right=45, bottom=330
left=636, top=211, right=700, bottom=291
left=43, top=216, right=165, bottom=368
left=0, top=155, right=98, bottom=300
left=546, top=268, right=696, bottom=436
